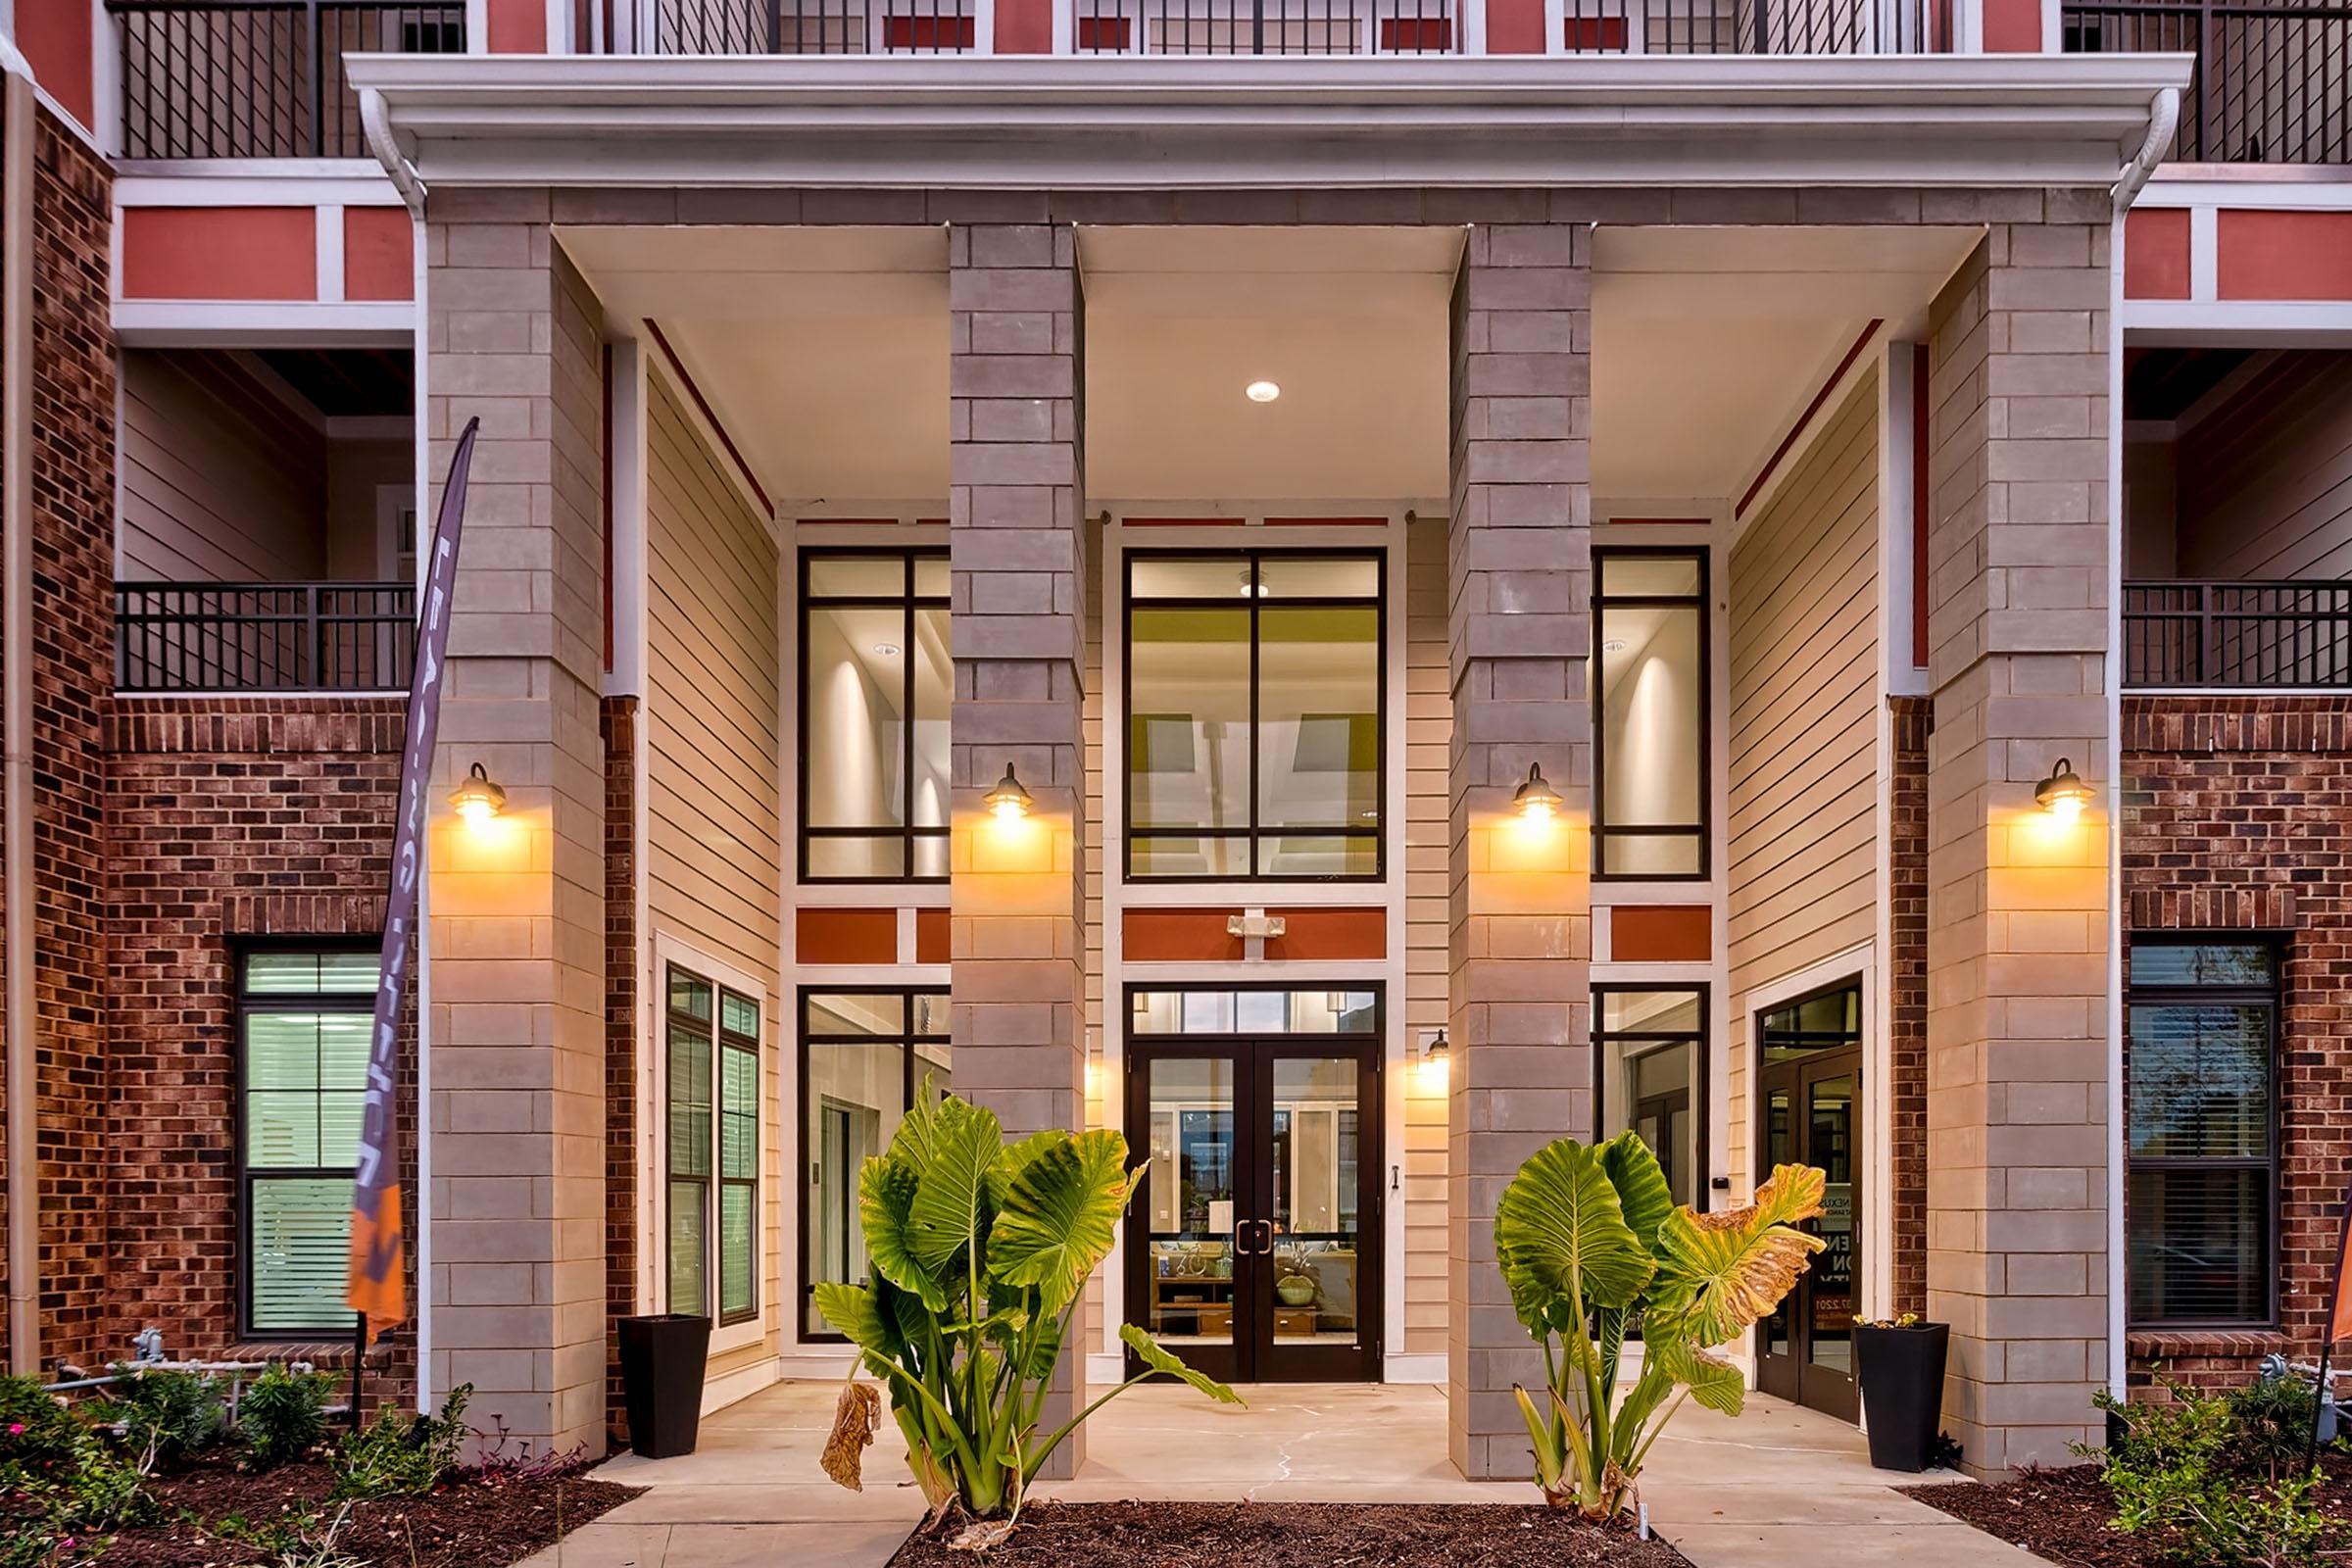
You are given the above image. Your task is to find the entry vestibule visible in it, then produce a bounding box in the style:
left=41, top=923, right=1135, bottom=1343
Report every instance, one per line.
left=1755, top=982, right=1864, bottom=1423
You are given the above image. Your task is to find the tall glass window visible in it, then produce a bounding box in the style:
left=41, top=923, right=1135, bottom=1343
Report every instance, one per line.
left=802, top=549, right=951, bottom=882
left=1125, top=551, right=1382, bottom=880
left=2127, top=939, right=2277, bottom=1327
left=666, top=966, right=762, bottom=1326
left=801, top=989, right=952, bottom=1338
left=240, top=948, right=378, bottom=1338
left=1594, top=549, right=1708, bottom=880
left=1593, top=987, right=1707, bottom=1209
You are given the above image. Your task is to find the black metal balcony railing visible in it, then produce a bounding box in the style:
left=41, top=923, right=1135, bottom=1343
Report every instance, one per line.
left=1070, top=0, right=1455, bottom=52
left=2124, top=581, right=2352, bottom=687
left=649, top=0, right=978, bottom=50
left=116, top=582, right=417, bottom=694
left=108, top=2, right=466, bottom=159
left=2063, top=2, right=2350, bottom=164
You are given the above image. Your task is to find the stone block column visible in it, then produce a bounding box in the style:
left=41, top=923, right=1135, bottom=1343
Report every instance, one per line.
left=1923, top=214, right=2113, bottom=1476
left=947, top=222, right=1089, bottom=1477
left=1445, top=223, right=1593, bottom=1481
left=423, top=192, right=610, bottom=1451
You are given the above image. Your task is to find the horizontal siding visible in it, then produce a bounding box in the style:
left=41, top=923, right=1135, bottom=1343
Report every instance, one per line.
left=119, top=350, right=326, bottom=583
left=1403, top=514, right=1450, bottom=1357
left=2177, top=352, right=2352, bottom=581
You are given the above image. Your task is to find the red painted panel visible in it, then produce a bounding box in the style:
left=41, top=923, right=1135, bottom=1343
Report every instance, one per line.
left=122, top=208, right=317, bottom=302
left=1124, top=516, right=1245, bottom=527
left=1379, top=16, right=1452, bottom=49
left=1124, top=909, right=1244, bottom=962
left=1610, top=906, right=1711, bottom=963
left=1562, top=14, right=1629, bottom=48
left=1264, top=515, right=1390, bottom=527
left=915, top=907, right=950, bottom=964
left=343, top=207, right=415, bottom=302
left=1075, top=14, right=1132, bottom=47
left=1485, top=0, right=1547, bottom=51
left=2217, top=210, right=2352, bottom=302
left=2123, top=208, right=2191, bottom=302
left=884, top=14, right=978, bottom=46
left=485, top=0, right=549, bottom=51
left=19, top=2, right=95, bottom=128
left=1265, top=908, right=1386, bottom=962
left=997, top=0, right=1056, bottom=51
left=798, top=908, right=900, bottom=965
left=1981, top=0, right=2041, bottom=50
left=1607, top=516, right=1711, bottom=526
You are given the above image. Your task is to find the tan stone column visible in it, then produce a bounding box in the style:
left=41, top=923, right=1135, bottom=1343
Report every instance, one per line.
left=1923, top=214, right=2113, bottom=1476
left=1445, top=223, right=1593, bottom=1481
left=423, top=193, right=609, bottom=1451
left=947, top=221, right=1089, bottom=1477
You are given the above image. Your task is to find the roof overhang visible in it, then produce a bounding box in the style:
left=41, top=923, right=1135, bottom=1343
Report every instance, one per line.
left=347, top=53, right=2191, bottom=194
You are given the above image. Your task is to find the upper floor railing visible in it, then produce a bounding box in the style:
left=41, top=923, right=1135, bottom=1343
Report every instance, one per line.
left=2123, top=580, right=2352, bottom=688
left=2061, top=1, right=2350, bottom=163
left=109, top=1, right=466, bottom=159
left=117, top=581, right=416, bottom=694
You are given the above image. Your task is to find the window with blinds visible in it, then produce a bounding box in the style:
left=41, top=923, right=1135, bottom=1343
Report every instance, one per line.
left=240, top=948, right=379, bottom=1338
left=2126, top=939, right=2278, bottom=1328
left=666, top=965, right=762, bottom=1327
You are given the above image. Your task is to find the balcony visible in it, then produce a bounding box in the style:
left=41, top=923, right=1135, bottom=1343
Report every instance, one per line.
left=2124, top=581, right=2352, bottom=688
left=2062, top=1, right=2350, bottom=162
left=116, top=581, right=416, bottom=693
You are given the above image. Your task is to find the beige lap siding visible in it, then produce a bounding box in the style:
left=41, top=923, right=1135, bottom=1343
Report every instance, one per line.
left=1726, top=371, right=1882, bottom=1195
left=1403, top=513, right=1451, bottom=1359
left=643, top=367, right=784, bottom=1381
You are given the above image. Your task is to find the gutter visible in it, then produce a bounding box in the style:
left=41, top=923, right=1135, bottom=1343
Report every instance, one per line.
left=2, top=34, right=37, bottom=1378
left=2112, top=86, right=2180, bottom=211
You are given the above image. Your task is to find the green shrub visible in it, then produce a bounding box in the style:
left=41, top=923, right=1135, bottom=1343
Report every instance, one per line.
left=0, top=1375, right=82, bottom=1480
left=2228, top=1374, right=2325, bottom=1481
left=239, top=1367, right=337, bottom=1471
left=2092, top=1378, right=2335, bottom=1568
left=330, top=1383, right=471, bottom=1499
left=103, top=1367, right=224, bottom=1468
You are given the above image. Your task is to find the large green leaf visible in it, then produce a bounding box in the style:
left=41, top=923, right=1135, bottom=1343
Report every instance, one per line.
left=1649, top=1336, right=1746, bottom=1415
left=860, top=1153, right=946, bottom=1311
left=1597, top=1131, right=1677, bottom=1263
left=907, top=1097, right=1005, bottom=1275
left=988, top=1130, right=1137, bottom=1315
left=1494, top=1139, right=1656, bottom=1314
left=989, top=1129, right=1064, bottom=1207
left=1650, top=1162, right=1827, bottom=1347
left=1118, top=1323, right=1244, bottom=1406
left=814, top=1281, right=892, bottom=1360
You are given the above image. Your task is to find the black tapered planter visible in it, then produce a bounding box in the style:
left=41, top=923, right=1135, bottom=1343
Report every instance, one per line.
left=1856, top=1321, right=1949, bottom=1472
left=618, top=1313, right=710, bottom=1459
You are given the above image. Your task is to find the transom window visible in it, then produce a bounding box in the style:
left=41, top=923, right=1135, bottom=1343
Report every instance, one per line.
left=1594, top=548, right=1709, bottom=880
left=239, top=947, right=378, bottom=1339
left=801, top=549, right=951, bottom=883
left=666, top=966, right=762, bottom=1327
left=800, top=989, right=952, bottom=1339
left=1124, top=550, right=1384, bottom=881
left=1593, top=987, right=1708, bottom=1210
left=2127, top=938, right=2278, bottom=1328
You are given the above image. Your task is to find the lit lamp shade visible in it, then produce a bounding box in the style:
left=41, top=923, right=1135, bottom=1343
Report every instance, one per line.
left=1424, top=1027, right=1449, bottom=1067
left=2034, top=757, right=2092, bottom=820
left=450, top=761, right=506, bottom=825
left=1512, top=764, right=1562, bottom=821
left=984, top=763, right=1034, bottom=821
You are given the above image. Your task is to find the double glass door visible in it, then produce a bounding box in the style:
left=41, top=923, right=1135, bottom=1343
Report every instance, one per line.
left=1755, top=984, right=1862, bottom=1422
left=1124, top=1031, right=1381, bottom=1384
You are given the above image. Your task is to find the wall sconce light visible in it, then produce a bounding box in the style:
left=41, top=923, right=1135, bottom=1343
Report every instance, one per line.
left=449, top=761, right=506, bottom=826
left=1423, top=1027, right=1449, bottom=1067
left=1513, top=764, right=1562, bottom=822
left=2034, top=757, right=2092, bottom=821
left=984, top=763, right=1034, bottom=822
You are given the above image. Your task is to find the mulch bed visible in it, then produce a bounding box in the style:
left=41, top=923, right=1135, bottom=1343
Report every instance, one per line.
left=885, top=1501, right=1691, bottom=1567
left=1900, top=1451, right=2352, bottom=1567
left=85, top=1455, right=641, bottom=1568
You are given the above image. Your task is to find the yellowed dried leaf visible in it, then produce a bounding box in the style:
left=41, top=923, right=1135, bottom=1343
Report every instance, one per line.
left=821, top=1380, right=881, bottom=1492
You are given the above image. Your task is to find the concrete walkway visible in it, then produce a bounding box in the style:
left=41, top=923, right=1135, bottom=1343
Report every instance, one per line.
left=518, top=1381, right=2048, bottom=1568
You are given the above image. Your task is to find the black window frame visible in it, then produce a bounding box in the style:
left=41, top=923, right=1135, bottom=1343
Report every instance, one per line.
left=797, top=986, right=952, bottom=1342
left=799, top=545, right=952, bottom=886
left=1121, top=546, right=1388, bottom=884
left=664, top=964, right=763, bottom=1329
left=1592, top=982, right=1712, bottom=1213
left=2125, top=934, right=2280, bottom=1332
left=1592, top=545, right=1712, bottom=883
left=235, top=941, right=378, bottom=1342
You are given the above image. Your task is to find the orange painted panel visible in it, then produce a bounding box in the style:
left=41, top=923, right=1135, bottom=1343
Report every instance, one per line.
left=798, top=908, right=900, bottom=965
left=2217, top=210, right=2352, bottom=302
left=994, top=0, right=1055, bottom=50
left=915, top=907, right=950, bottom=965
left=19, top=2, right=95, bottom=128
left=486, top=0, right=549, bottom=51
left=1125, top=909, right=1244, bottom=962
left=2123, top=208, right=2191, bottom=301
left=1485, top=0, right=1548, bottom=51
left=122, top=208, right=317, bottom=302
left=1263, top=515, right=1389, bottom=527
left=343, top=207, right=415, bottom=302
left=1981, top=0, right=2041, bottom=50
left=1125, top=516, right=1245, bottom=527
left=1610, top=905, right=1712, bottom=963
left=1265, top=908, right=1387, bottom=962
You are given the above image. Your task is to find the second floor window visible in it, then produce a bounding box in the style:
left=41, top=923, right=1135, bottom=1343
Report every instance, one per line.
left=801, top=549, right=950, bottom=883
left=2127, top=939, right=2278, bottom=1329
left=1595, top=549, right=1709, bottom=880
left=1125, top=551, right=1383, bottom=881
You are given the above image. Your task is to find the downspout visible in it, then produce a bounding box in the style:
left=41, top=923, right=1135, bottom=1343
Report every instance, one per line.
left=2112, top=87, right=2180, bottom=212
left=2, top=36, right=38, bottom=1378
left=361, top=86, right=426, bottom=218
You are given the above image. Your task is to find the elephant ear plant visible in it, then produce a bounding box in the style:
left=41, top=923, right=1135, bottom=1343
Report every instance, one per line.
left=1494, top=1131, right=1828, bottom=1521
left=818, top=1089, right=1240, bottom=1539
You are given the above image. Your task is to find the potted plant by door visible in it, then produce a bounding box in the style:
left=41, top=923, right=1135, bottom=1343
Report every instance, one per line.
left=617, top=1312, right=711, bottom=1458
left=1853, top=1312, right=1950, bottom=1472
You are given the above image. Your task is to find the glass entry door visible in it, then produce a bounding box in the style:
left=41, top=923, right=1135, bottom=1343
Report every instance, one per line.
left=1123, top=988, right=1382, bottom=1384
left=1755, top=984, right=1862, bottom=1422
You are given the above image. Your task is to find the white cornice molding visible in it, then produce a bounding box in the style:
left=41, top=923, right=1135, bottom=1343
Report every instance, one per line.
left=346, top=53, right=2194, bottom=191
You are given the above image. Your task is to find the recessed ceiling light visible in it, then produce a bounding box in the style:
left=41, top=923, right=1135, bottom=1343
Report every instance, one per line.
left=1245, top=380, right=1281, bottom=403
left=873, top=642, right=901, bottom=657
left=1601, top=638, right=1628, bottom=654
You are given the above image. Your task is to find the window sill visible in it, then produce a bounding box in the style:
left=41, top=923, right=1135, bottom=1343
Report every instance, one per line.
left=2127, top=1327, right=2287, bottom=1361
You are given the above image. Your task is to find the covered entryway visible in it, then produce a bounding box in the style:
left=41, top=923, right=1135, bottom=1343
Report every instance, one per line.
left=1754, top=982, right=1864, bottom=1422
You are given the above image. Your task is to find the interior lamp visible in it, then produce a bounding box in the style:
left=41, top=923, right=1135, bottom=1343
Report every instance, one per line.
left=984, top=763, right=1035, bottom=822
left=449, top=761, right=507, bottom=826
left=2034, top=757, right=2092, bottom=821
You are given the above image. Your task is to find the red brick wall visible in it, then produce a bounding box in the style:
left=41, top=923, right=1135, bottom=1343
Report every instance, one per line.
left=1890, top=695, right=1930, bottom=1320
left=2122, top=696, right=2352, bottom=1392
left=603, top=695, right=637, bottom=1447
left=104, top=698, right=415, bottom=1396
